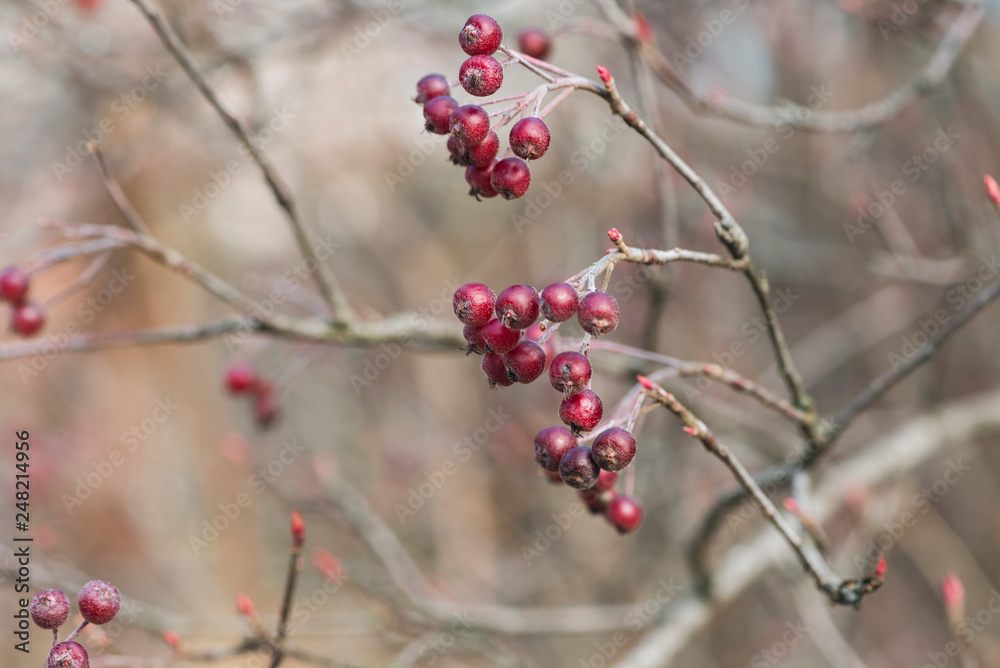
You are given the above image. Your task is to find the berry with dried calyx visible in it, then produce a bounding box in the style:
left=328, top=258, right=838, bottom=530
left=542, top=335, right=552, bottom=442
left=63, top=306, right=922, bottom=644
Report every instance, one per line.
left=592, top=428, right=636, bottom=471
left=463, top=324, right=488, bottom=355
left=453, top=283, right=496, bottom=327
left=415, top=73, right=450, bottom=104
left=548, top=351, right=591, bottom=394
left=78, top=580, right=120, bottom=625
left=480, top=317, right=522, bottom=354
left=559, top=389, right=603, bottom=433
left=31, top=589, right=70, bottom=630
left=449, top=104, right=491, bottom=147
left=578, top=291, right=619, bottom=336
left=533, top=426, right=576, bottom=471
left=465, top=160, right=499, bottom=199
left=502, top=339, right=546, bottom=383
left=540, top=282, right=578, bottom=322
left=517, top=28, right=552, bottom=60
left=482, top=352, right=514, bottom=388
left=447, top=136, right=465, bottom=165
left=459, top=55, right=504, bottom=97
left=423, top=95, right=459, bottom=134
left=490, top=157, right=531, bottom=199
left=509, top=117, right=550, bottom=160
left=558, top=446, right=600, bottom=489
left=48, top=642, right=89, bottom=668
left=459, top=14, right=503, bottom=56
left=495, top=284, right=539, bottom=329
left=605, top=495, right=643, bottom=533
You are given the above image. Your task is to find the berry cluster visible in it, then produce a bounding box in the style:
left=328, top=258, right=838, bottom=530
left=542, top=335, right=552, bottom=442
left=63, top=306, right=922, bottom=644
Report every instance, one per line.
left=0, top=266, right=45, bottom=337
left=415, top=16, right=555, bottom=200
left=31, top=580, right=121, bottom=668
left=453, top=280, right=643, bottom=533
left=224, top=362, right=279, bottom=428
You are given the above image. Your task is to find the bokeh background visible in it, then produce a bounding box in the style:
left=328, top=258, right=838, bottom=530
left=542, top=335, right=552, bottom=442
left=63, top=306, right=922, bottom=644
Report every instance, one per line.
left=2, top=0, right=1000, bottom=666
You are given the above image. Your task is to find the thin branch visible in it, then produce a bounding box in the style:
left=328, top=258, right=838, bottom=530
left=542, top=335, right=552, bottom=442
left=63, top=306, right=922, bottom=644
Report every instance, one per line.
left=88, top=142, right=150, bottom=235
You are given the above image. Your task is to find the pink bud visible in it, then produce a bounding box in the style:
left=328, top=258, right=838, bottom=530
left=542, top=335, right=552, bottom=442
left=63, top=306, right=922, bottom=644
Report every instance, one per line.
left=875, top=557, right=887, bottom=579
left=942, top=573, right=965, bottom=608
left=311, top=548, right=344, bottom=582
left=985, top=175, right=1000, bottom=204
left=634, top=12, right=653, bottom=42
left=163, top=630, right=181, bottom=650
left=596, top=65, right=612, bottom=85
left=782, top=497, right=800, bottom=514
left=607, top=228, right=622, bottom=242
left=290, top=510, right=305, bottom=549
left=682, top=426, right=696, bottom=436
left=236, top=592, right=256, bottom=618
left=636, top=375, right=654, bottom=390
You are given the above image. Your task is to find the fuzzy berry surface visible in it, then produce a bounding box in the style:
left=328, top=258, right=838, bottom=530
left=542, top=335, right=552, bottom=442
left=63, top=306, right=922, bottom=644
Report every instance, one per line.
left=465, top=130, right=499, bottom=167
left=480, top=318, right=522, bottom=354
left=449, top=105, right=491, bottom=146
left=494, top=284, right=539, bottom=329
left=490, top=157, right=531, bottom=199
left=78, top=580, right=120, bottom=625
left=509, top=117, right=551, bottom=160
left=459, top=14, right=503, bottom=56
left=517, top=28, right=552, bottom=60
left=578, top=291, right=620, bottom=336
left=592, top=428, right=637, bottom=472
left=558, top=445, right=600, bottom=489
left=48, top=642, right=89, bottom=668
left=540, top=282, right=578, bottom=322
left=533, top=426, right=576, bottom=471
left=459, top=55, right=504, bottom=97
left=463, top=324, right=487, bottom=355
left=423, top=95, right=459, bottom=134
left=453, top=283, right=496, bottom=327
left=0, top=266, right=29, bottom=303
left=31, top=589, right=70, bottom=630
left=415, top=73, right=450, bottom=104
left=606, top=495, right=643, bottom=534
left=11, top=301, right=44, bottom=336
left=548, top=351, right=591, bottom=394
left=465, top=160, right=499, bottom=199
left=559, top=389, right=603, bottom=433
left=502, top=339, right=546, bottom=383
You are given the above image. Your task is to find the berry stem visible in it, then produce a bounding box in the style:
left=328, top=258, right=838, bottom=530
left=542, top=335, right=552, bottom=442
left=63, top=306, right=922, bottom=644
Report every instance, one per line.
left=63, top=620, right=88, bottom=643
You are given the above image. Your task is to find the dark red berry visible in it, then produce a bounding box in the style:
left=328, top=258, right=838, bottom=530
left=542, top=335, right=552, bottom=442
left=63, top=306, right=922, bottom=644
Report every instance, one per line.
left=466, top=130, right=499, bottom=167
left=517, top=28, right=552, bottom=60
left=459, top=55, right=504, bottom=97
left=78, top=580, right=120, bottom=625
left=543, top=468, right=563, bottom=484
left=593, top=469, right=619, bottom=493
left=48, top=642, right=89, bottom=668
left=578, top=291, right=619, bottom=336
left=534, top=426, right=576, bottom=471
left=450, top=105, right=491, bottom=146
left=0, top=266, right=29, bottom=303
left=559, top=446, right=600, bottom=489
left=447, top=136, right=465, bottom=165
left=31, top=590, right=70, bottom=630
left=606, top=495, right=643, bottom=534
left=415, top=73, right=450, bottom=104
left=423, top=95, right=459, bottom=134
left=253, top=383, right=279, bottom=427
left=11, top=301, right=44, bottom=336
left=465, top=160, right=499, bottom=199
left=495, top=284, right=539, bottom=329
left=480, top=318, right=522, bottom=354
left=525, top=323, right=554, bottom=369
left=503, top=340, right=546, bottom=383
left=548, top=351, right=591, bottom=394
left=509, top=117, right=551, bottom=160
left=540, top=282, right=578, bottom=322
left=592, top=428, right=637, bottom=471
left=453, top=282, right=496, bottom=327
left=581, top=488, right=615, bottom=514
left=490, top=157, right=531, bottom=199
left=559, top=389, right=603, bottom=433
left=482, top=352, right=514, bottom=388
left=459, top=14, right=503, bottom=56
left=225, top=363, right=257, bottom=394
left=463, top=324, right=487, bottom=355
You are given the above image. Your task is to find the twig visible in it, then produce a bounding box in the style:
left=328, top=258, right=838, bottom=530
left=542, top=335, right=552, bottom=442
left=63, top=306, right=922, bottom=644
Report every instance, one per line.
left=88, top=143, right=150, bottom=235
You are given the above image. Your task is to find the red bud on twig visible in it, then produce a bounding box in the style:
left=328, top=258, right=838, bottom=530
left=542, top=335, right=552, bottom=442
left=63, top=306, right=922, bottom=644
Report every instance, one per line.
left=291, top=510, right=305, bottom=550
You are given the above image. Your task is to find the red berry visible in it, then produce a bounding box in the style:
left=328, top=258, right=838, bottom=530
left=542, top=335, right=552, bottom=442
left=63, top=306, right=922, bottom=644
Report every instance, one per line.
left=415, top=73, right=450, bottom=104
left=548, top=351, right=591, bottom=394
left=253, top=383, right=279, bottom=427
left=466, top=130, right=499, bottom=167
left=459, top=55, right=504, bottom=97
left=465, top=160, right=499, bottom=200
left=463, top=324, right=487, bottom=355
left=481, top=352, right=514, bottom=388
left=533, top=426, right=577, bottom=471
left=78, top=580, right=120, bottom=625
left=494, top=284, right=539, bottom=329
left=592, top=428, right=637, bottom=471
left=524, top=323, right=554, bottom=369
left=578, top=291, right=619, bottom=336
left=540, top=282, right=578, bottom=322
left=423, top=95, right=459, bottom=134
left=11, top=301, right=44, bottom=336
left=502, top=340, right=546, bottom=383
left=543, top=468, right=563, bottom=484
left=480, top=318, right=522, bottom=354
left=517, top=28, right=552, bottom=60
left=559, top=446, right=600, bottom=489
left=0, top=266, right=29, bottom=303
left=48, top=642, right=89, bottom=668
left=490, top=157, right=531, bottom=199
left=509, top=117, right=551, bottom=160
left=447, top=136, right=466, bottom=165
left=581, top=488, right=615, bottom=514
left=559, top=389, right=603, bottom=433
left=453, top=282, right=496, bottom=327
left=605, top=495, right=643, bottom=534
left=31, top=590, right=70, bottom=630
left=593, top=469, right=618, bottom=493
left=450, top=104, right=491, bottom=146
left=225, top=363, right=257, bottom=394
left=459, top=14, right=503, bottom=56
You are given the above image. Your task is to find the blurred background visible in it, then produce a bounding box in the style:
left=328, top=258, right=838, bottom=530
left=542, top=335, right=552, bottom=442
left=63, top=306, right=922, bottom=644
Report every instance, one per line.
left=1, top=0, right=1000, bottom=666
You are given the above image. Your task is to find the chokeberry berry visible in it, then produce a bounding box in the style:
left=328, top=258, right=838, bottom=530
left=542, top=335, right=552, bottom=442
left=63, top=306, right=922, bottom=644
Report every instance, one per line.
left=509, top=117, right=551, bottom=160
left=253, top=383, right=279, bottom=427
left=559, top=389, right=603, bottom=433
left=540, top=282, right=579, bottom=322
left=0, top=266, right=29, bottom=303
left=453, top=282, right=496, bottom=327
left=517, top=28, right=552, bottom=60
left=559, top=445, right=600, bottom=489
left=447, top=136, right=465, bottom=165
left=481, top=352, right=514, bottom=388
left=503, top=339, right=546, bottom=383
left=581, top=488, right=615, bottom=514
left=592, top=428, right=636, bottom=471
left=459, top=55, right=504, bottom=97
left=415, top=73, right=450, bottom=104
left=480, top=318, right=522, bottom=354
left=423, top=95, right=459, bottom=134
left=465, top=130, right=499, bottom=167
left=605, top=495, right=643, bottom=534
left=48, top=641, right=89, bottom=668
left=465, top=160, right=499, bottom=199
left=31, top=589, right=70, bottom=630
left=533, top=426, right=576, bottom=471
left=525, top=323, right=554, bottom=369
left=490, top=157, right=531, bottom=199
left=225, top=363, right=257, bottom=394
left=463, top=324, right=487, bottom=355
left=578, top=291, right=619, bottom=336
left=449, top=105, right=491, bottom=146
left=593, top=469, right=618, bottom=493
left=459, top=14, right=503, bottom=56
left=11, top=301, right=44, bottom=336
left=78, top=580, right=120, bottom=625
left=495, top=284, right=539, bottom=329
left=548, top=351, right=591, bottom=394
